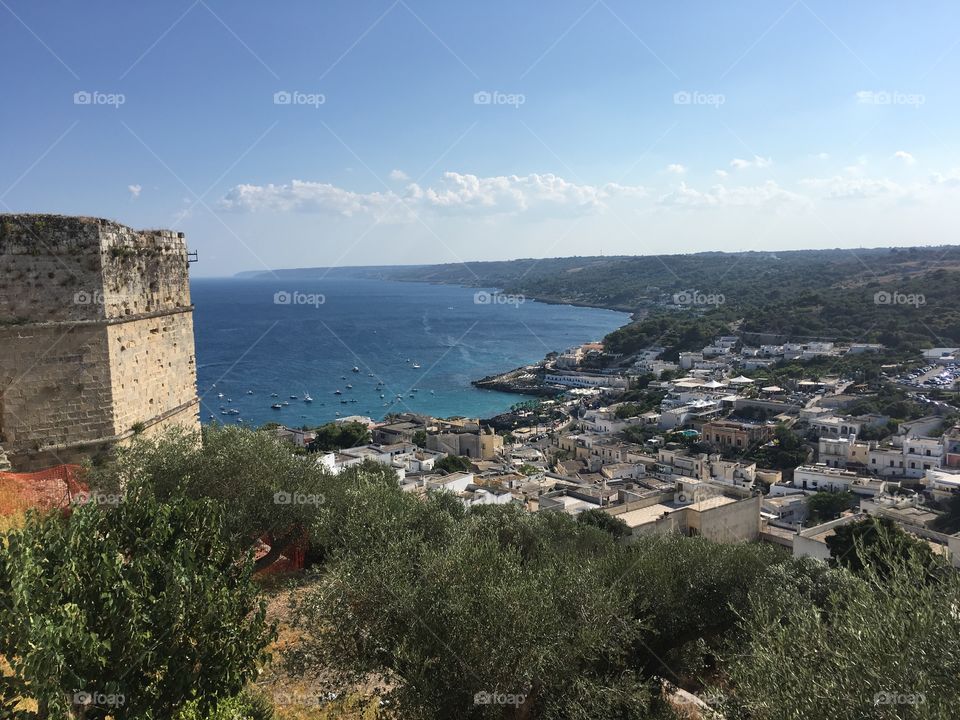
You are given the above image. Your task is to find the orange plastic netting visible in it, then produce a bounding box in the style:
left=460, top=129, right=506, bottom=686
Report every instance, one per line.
left=0, top=465, right=87, bottom=528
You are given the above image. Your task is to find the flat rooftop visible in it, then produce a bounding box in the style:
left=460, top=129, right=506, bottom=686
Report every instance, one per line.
left=618, top=504, right=676, bottom=528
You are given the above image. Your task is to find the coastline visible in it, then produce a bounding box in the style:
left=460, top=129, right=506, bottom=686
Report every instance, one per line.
left=192, top=277, right=629, bottom=427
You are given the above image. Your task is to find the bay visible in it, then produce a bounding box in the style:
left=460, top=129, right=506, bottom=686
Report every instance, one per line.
left=192, top=277, right=629, bottom=428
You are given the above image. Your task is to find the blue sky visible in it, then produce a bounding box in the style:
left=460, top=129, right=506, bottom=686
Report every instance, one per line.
left=2, top=0, right=959, bottom=276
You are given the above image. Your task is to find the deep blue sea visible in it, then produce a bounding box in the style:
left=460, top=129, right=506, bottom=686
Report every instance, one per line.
left=192, top=278, right=629, bottom=428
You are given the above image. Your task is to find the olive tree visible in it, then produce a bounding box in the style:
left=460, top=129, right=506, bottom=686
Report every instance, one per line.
left=719, top=552, right=960, bottom=719
left=291, top=495, right=653, bottom=719
left=0, top=483, right=273, bottom=719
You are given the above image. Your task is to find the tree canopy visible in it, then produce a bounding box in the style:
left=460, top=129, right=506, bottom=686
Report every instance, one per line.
left=0, top=481, right=273, bottom=719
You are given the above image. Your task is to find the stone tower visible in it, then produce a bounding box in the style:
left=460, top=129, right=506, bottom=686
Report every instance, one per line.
left=0, top=214, right=200, bottom=470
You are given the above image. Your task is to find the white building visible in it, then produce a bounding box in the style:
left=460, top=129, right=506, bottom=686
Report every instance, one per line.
left=793, top=465, right=867, bottom=493
left=427, top=471, right=475, bottom=494
left=459, top=484, right=514, bottom=508
left=544, top=372, right=628, bottom=389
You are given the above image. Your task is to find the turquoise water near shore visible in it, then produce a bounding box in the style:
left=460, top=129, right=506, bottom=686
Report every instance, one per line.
left=192, top=278, right=629, bottom=427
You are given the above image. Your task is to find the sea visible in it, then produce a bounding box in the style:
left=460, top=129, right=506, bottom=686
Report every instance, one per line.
left=192, top=277, right=630, bottom=428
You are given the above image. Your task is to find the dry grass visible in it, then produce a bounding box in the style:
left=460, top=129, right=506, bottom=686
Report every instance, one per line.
left=253, top=574, right=381, bottom=720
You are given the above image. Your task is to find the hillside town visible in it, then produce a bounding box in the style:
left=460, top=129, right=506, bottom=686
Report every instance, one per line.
left=280, top=337, right=960, bottom=564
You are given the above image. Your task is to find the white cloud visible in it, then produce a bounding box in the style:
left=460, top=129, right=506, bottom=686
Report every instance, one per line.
left=730, top=155, right=773, bottom=170
left=220, top=172, right=647, bottom=219
left=127, top=184, right=142, bottom=199
left=219, top=180, right=403, bottom=219
left=389, top=169, right=410, bottom=181
left=812, top=152, right=830, bottom=161
left=931, top=171, right=960, bottom=188
left=800, top=175, right=903, bottom=199
left=892, top=150, right=916, bottom=165
left=409, top=172, right=647, bottom=215
left=715, top=169, right=729, bottom=179
left=665, top=163, right=687, bottom=175
left=657, top=180, right=803, bottom=208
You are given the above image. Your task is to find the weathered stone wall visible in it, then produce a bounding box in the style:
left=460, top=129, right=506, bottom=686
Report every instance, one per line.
left=0, top=214, right=199, bottom=471
left=0, top=215, right=106, bottom=323
left=107, top=313, right=199, bottom=436
left=0, top=325, right=115, bottom=448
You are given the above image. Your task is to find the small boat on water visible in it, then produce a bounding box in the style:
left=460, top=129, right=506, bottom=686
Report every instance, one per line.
left=412, top=389, right=419, bottom=393
left=303, top=393, right=313, bottom=403
left=217, top=392, right=224, bottom=399
left=228, top=408, right=240, bottom=415
left=271, top=403, right=283, bottom=410
left=334, top=389, right=342, bottom=395
left=282, top=401, right=290, bottom=406
left=346, top=384, right=353, bottom=389
left=208, top=414, right=214, bottom=420
left=289, top=395, right=298, bottom=400
left=271, top=393, right=278, bottom=398
left=220, top=410, right=229, bottom=415
left=412, top=363, right=421, bottom=369
left=246, top=390, right=253, bottom=395
left=380, top=394, right=385, bottom=398
left=352, top=366, right=360, bottom=373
